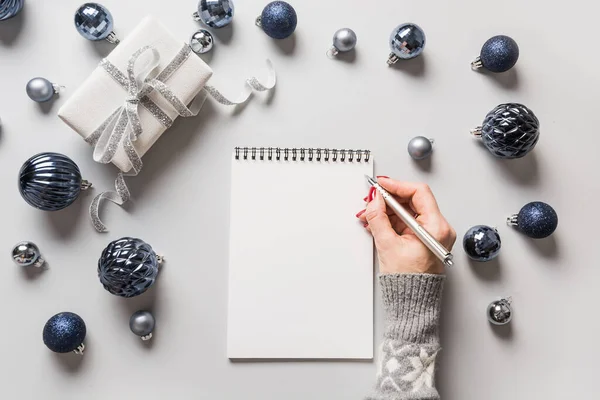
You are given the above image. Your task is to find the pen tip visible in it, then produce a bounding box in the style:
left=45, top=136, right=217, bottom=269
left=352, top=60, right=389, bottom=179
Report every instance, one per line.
left=365, top=175, right=376, bottom=185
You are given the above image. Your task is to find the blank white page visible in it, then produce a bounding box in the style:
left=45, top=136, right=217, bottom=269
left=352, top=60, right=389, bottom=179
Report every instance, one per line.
left=227, top=149, right=374, bottom=359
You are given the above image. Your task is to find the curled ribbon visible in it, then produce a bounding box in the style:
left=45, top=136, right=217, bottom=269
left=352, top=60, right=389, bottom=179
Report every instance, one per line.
left=86, top=44, right=276, bottom=232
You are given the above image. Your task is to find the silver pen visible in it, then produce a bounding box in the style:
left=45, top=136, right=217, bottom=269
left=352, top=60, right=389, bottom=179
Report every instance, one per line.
left=365, top=176, right=454, bottom=267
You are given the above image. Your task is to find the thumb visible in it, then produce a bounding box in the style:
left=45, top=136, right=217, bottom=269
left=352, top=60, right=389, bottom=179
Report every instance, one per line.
left=365, top=190, right=397, bottom=248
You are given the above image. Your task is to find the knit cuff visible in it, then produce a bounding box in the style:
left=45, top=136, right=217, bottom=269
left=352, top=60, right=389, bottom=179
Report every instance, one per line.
left=379, top=273, right=445, bottom=344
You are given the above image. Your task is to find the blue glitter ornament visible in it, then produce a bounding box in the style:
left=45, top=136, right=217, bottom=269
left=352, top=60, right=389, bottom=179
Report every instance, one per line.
left=472, top=35, right=519, bottom=73
left=472, top=103, right=540, bottom=159
left=74, top=3, right=119, bottom=44
left=98, top=237, right=161, bottom=298
left=508, top=201, right=558, bottom=239
left=256, top=1, right=297, bottom=40
left=387, top=23, right=426, bottom=65
left=463, top=225, right=501, bottom=262
left=19, top=152, right=92, bottom=212
left=0, top=0, right=24, bottom=21
left=193, top=0, right=234, bottom=28
left=43, top=312, right=86, bottom=354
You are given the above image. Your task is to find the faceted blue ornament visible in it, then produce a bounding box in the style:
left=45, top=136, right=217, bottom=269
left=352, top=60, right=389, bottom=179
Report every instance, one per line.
left=388, top=23, right=426, bottom=65
left=98, top=237, right=160, bottom=298
left=74, top=3, right=118, bottom=43
left=258, top=1, right=297, bottom=40
left=463, top=225, right=501, bottom=262
left=43, top=312, right=87, bottom=354
left=197, top=0, right=234, bottom=28
left=19, top=152, right=88, bottom=212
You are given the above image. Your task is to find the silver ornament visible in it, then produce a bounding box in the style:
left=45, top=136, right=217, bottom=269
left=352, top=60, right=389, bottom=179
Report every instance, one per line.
left=407, top=136, right=434, bottom=160
left=190, top=29, right=214, bottom=54
left=327, top=28, right=357, bottom=57
left=487, top=298, right=513, bottom=325
left=12, top=241, right=45, bottom=268
left=26, top=78, right=62, bottom=103
left=129, top=310, right=155, bottom=340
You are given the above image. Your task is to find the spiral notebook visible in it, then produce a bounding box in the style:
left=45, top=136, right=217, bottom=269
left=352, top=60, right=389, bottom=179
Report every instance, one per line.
left=227, top=147, right=374, bottom=359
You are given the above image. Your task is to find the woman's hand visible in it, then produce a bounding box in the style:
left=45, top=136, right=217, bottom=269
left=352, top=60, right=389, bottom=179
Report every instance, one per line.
left=357, top=177, right=456, bottom=275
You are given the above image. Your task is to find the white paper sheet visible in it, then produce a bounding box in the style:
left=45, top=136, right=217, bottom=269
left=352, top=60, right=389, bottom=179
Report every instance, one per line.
left=227, top=150, right=374, bottom=359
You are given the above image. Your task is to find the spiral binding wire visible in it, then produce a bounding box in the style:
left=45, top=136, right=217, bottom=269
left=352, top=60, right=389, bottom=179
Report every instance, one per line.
left=234, top=147, right=371, bottom=162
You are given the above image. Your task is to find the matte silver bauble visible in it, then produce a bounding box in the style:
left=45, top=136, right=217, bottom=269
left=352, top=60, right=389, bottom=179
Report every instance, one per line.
left=129, top=310, right=155, bottom=340
left=26, top=78, right=61, bottom=103
left=487, top=298, right=513, bottom=325
left=190, top=29, right=214, bottom=54
left=407, top=136, right=434, bottom=160
left=12, top=241, right=45, bottom=268
left=328, top=28, right=357, bottom=57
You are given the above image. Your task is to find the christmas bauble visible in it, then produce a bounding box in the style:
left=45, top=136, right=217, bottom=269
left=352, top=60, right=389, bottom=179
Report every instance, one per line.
left=190, top=29, right=214, bottom=54
left=329, top=28, right=357, bottom=56
left=129, top=310, right=155, bottom=340
left=43, top=312, right=87, bottom=354
left=472, top=103, right=540, bottom=159
left=407, top=136, right=434, bottom=160
left=26, top=78, right=58, bottom=103
left=19, top=152, right=90, bottom=212
left=0, top=0, right=24, bottom=21
left=387, top=23, right=426, bottom=65
left=74, top=3, right=120, bottom=44
left=472, top=35, right=519, bottom=73
left=508, top=201, right=558, bottom=239
left=98, top=237, right=160, bottom=298
left=12, top=241, right=45, bottom=268
left=196, top=0, right=234, bottom=28
left=463, top=225, right=501, bottom=262
left=257, top=1, right=297, bottom=40
left=487, top=298, right=513, bottom=325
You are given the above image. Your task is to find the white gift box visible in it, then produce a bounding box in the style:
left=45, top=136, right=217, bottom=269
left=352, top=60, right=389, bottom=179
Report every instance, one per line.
left=58, top=16, right=213, bottom=172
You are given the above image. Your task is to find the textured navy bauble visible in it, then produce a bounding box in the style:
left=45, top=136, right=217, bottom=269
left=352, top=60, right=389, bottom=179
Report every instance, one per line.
left=43, top=312, right=87, bottom=353
left=19, top=152, right=83, bottom=211
left=480, top=35, right=519, bottom=73
left=481, top=103, right=540, bottom=159
left=98, top=237, right=160, bottom=298
left=517, top=202, right=558, bottom=239
left=259, top=1, right=297, bottom=39
left=463, top=225, right=501, bottom=262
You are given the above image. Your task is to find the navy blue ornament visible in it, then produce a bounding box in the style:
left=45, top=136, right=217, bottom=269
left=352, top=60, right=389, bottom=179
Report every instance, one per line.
left=74, top=3, right=120, bottom=44
left=19, top=152, right=91, bottom=212
left=472, top=35, right=519, bottom=73
left=463, top=225, right=501, bottom=262
left=43, top=312, right=87, bottom=354
left=508, top=201, right=558, bottom=239
left=0, top=0, right=24, bottom=21
left=472, top=103, right=540, bottom=159
left=387, top=23, right=426, bottom=65
left=98, top=237, right=161, bottom=298
left=256, top=1, right=297, bottom=40
left=193, top=0, right=234, bottom=28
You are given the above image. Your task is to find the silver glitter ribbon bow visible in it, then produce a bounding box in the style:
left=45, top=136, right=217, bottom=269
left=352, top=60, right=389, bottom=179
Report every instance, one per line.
left=86, top=44, right=276, bottom=232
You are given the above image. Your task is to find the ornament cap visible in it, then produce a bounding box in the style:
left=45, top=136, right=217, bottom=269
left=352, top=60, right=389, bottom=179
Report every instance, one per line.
left=33, top=257, right=46, bottom=268
left=326, top=46, right=339, bottom=58
left=471, top=56, right=483, bottom=70
left=192, top=11, right=201, bottom=21
left=387, top=53, right=400, bottom=66
left=80, top=180, right=93, bottom=191
left=471, top=126, right=483, bottom=137
left=141, top=333, right=153, bottom=341
left=105, top=31, right=120, bottom=45
left=73, top=343, right=85, bottom=355
left=255, top=16, right=262, bottom=27
left=507, top=214, right=519, bottom=226
left=157, top=255, right=165, bottom=265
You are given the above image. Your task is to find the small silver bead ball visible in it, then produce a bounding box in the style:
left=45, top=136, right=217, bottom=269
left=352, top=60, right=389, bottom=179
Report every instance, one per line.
left=129, top=310, right=155, bottom=339
left=407, top=136, right=434, bottom=160
left=487, top=299, right=513, bottom=325
left=26, top=77, right=56, bottom=103
left=190, top=29, right=214, bottom=54
left=332, top=28, right=357, bottom=52
left=12, top=241, right=44, bottom=267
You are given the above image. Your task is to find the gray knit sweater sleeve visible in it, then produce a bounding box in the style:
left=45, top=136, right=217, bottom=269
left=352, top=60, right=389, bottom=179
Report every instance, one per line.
left=367, top=274, right=445, bottom=400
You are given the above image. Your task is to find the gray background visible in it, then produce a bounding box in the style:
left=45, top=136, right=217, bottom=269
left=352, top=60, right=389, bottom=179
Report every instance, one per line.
left=0, top=0, right=596, bottom=399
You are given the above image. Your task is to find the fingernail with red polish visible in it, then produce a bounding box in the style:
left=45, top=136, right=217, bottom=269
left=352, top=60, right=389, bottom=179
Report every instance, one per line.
left=368, top=187, right=376, bottom=201
left=363, top=223, right=369, bottom=228
left=355, top=210, right=365, bottom=218
left=363, top=196, right=368, bottom=202
left=377, top=175, right=389, bottom=179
